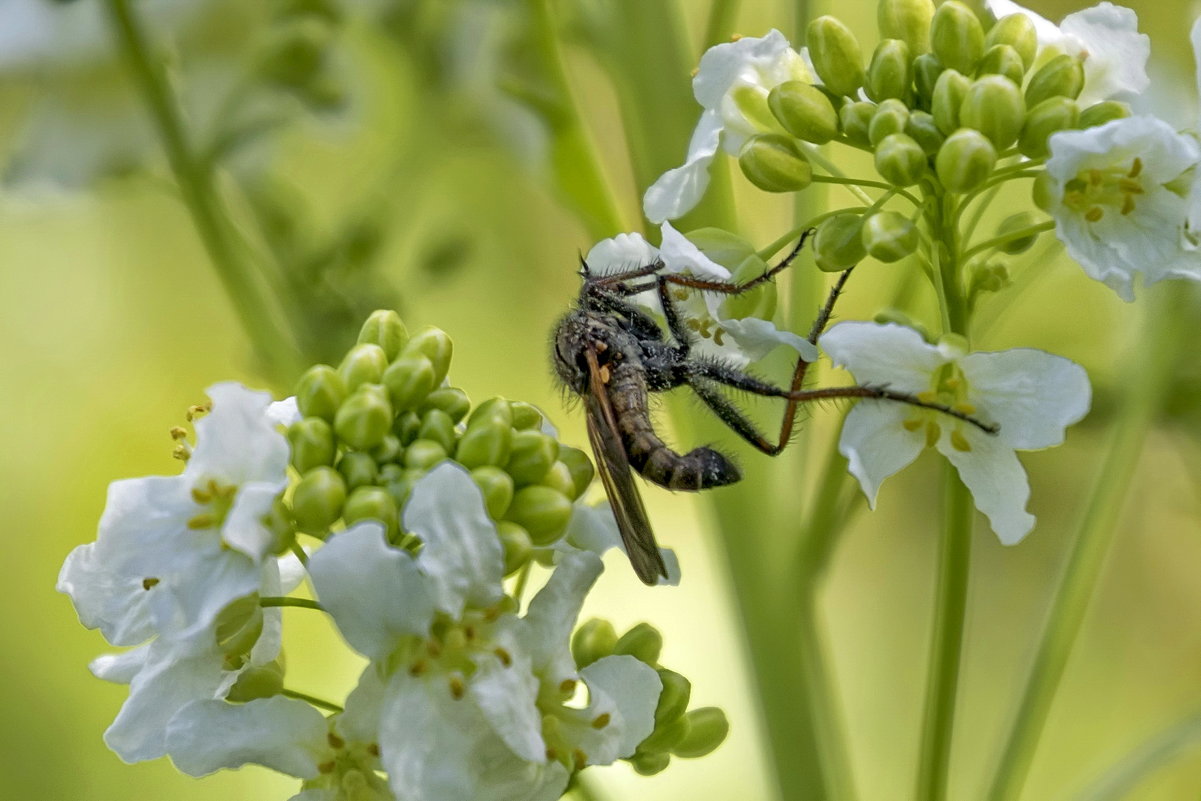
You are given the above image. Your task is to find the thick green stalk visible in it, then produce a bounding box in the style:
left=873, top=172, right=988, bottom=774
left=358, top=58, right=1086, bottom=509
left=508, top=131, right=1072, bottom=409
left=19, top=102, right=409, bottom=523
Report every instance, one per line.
left=915, top=467, right=975, bottom=801
left=103, top=0, right=298, bottom=376
left=986, top=290, right=1185, bottom=801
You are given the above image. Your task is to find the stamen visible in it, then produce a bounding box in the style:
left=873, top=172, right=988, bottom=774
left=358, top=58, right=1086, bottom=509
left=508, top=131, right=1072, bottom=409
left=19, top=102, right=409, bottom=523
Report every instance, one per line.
left=408, top=659, right=427, bottom=677
left=187, top=513, right=215, bottom=530
left=1128, top=157, right=1143, bottom=178
left=448, top=674, right=466, bottom=700
left=950, top=430, right=972, bottom=452
left=559, top=678, right=577, bottom=694
left=317, top=760, right=335, bottom=774
left=425, top=639, right=442, bottom=658
left=494, top=647, right=512, bottom=667
left=172, top=444, right=192, bottom=462
left=169, top=426, right=188, bottom=440
left=573, top=749, right=588, bottom=770
left=367, top=743, right=380, bottom=757
left=1120, top=194, right=1136, bottom=215
left=327, top=732, right=345, bottom=749
left=902, top=418, right=923, bottom=432
left=191, top=486, right=212, bottom=504
left=546, top=746, right=558, bottom=761
left=591, top=713, right=611, bottom=729
left=953, top=402, right=977, bottom=416
left=713, top=328, right=725, bottom=346
left=142, top=577, right=160, bottom=590
left=925, top=421, right=941, bottom=448
left=1085, top=206, right=1104, bottom=222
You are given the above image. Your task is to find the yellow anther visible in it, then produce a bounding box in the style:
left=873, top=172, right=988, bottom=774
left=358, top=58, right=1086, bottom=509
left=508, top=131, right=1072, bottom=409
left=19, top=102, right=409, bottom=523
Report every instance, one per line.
left=546, top=746, right=558, bottom=761
left=1085, top=206, right=1104, bottom=222
left=187, top=513, right=215, bottom=530
left=730, top=33, right=743, bottom=41
left=591, top=713, right=611, bottom=729
left=408, top=659, right=428, bottom=677
left=573, top=749, right=588, bottom=770
left=1086, top=168, right=1103, bottom=186
left=317, top=760, right=336, bottom=774
left=1128, top=157, right=1143, bottom=178
left=672, top=288, right=689, bottom=301
left=169, top=426, right=188, bottom=440
left=1120, top=194, right=1136, bottom=215
left=463, top=625, right=477, bottom=642
left=191, top=486, right=212, bottom=504
left=951, top=430, right=973, bottom=452
left=713, top=328, right=725, bottom=346
left=483, top=605, right=501, bottom=622
left=448, top=675, right=466, bottom=700
left=902, top=418, right=923, bottom=432
left=367, top=743, right=380, bottom=757
left=690, top=67, right=699, bottom=78
left=327, top=732, right=345, bottom=749
left=916, top=390, right=937, bottom=404
left=925, top=421, right=941, bottom=448
left=953, top=402, right=977, bottom=416
left=142, top=577, right=160, bottom=590
left=494, top=647, right=512, bottom=667
left=559, top=678, right=577, bottom=694
left=425, top=639, right=442, bottom=658
left=943, top=376, right=961, bottom=390
left=172, top=444, right=192, bottom=462
left=1118, top=178, right=1143, bottom=195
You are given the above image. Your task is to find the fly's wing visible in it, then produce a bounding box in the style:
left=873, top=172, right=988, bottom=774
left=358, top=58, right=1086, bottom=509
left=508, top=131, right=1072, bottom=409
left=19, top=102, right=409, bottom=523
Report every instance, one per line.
left=583, top=348, right=668, bottom=585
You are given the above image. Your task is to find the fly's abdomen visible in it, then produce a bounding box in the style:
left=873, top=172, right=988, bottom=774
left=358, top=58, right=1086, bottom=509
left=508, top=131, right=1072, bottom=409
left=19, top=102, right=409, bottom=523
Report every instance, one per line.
left=608, top=364, right=741, bottom=491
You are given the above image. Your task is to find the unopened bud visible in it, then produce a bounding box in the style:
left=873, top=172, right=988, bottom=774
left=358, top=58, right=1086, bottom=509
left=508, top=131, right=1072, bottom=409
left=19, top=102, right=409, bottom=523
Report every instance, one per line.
left=768, top=81, right=839, bottom=144
left=383, top=354, right=436, bottom=411
left=343, top=486, right=399, bottom=533
left=497, top=521, right=533, bottom=575
left=572, top=618, right=618, bottom=669
left=630, top=750, right=671, bottom=776
left=417, top=408, right=456, bottom=454
left=370, top=434, right=401, bottom=464
left=403, top=438, right=448, bottom=471
left=995, top=213, right=1040, bottom=254
left=225, top=660, right=285, bottom=702
left=400, top=326, right=453, bottom=387
left=671, top=708, right=730, bottom=758
left=1079, top=100, right=1130, bottom=129
left=455, top=420, right=512, bottom=469
left=288, top=417, right=335, bottom=472
left=296, top=364, right=345, bottom=422
left=970, top=261, right=1011, bottom=294
left=913, top=53, right=944, bottom=106
left=935, top=128, right=997, bottom=192
left=382, top=467, right=424, bottom=511
left=932, top=68, right=970, bottom=134
left=558, top=446, right=595, bottom=497
left=839, top=101, right=876, bottom=146
left=959, top=75, right=1024, bottom=149
left=420, top=387, right=471, bottom=424
left=976, top=43, right=1025, bottom=86
left=874, top=308, right=930, bottom=341
left=875, top=133, right=927, bottom=187
left=337, top=451, right=378, bottom=491
left=540, top=461, right=577, bottom=498
left=1019, top=96, right=1080, bottom=158
left=293, top=466, right=346, bottom=534
left=338, top=344, right=389, bottom=393
left=334, top=385, right=393, bottom=450
left=866, top=39, right=913, bottom=102
left=868, top=98, right=910, bottom=146
left=640, top=714, right=691, bottom=753
left=738, top=134, right=813, bottom=193
left=393, top=411, right=421, bottom=445
left=655, top=669, right=692, bottom=726
left=985, top=13, right=1037, bottom=71
left=467, top=397, right=513, bottom=429
left=356, top=310, right=408, bottom=361
left=807, top=16, right=867, bottom=97
left=614, top=622, right=664, bottom=665
left=471, top=466, right=515, bottom=519
left=813, top=213, right=867, bottom=272
left=861, top=210, right=918, bottom=261
left=878, top=0, right=934, bottom=55
left=505, top=485, right=572, bottom=545
left=905, top=110, right=944, bottom=155
left=1025, top=53, right=1084, bottom=109
left=509, top=402, right=544, bottom=431
left=215, top=596, right=264, bottom=658
left=931, top=1, right=984, bottom=74
left=1032, top=171, right=1056, bottom=212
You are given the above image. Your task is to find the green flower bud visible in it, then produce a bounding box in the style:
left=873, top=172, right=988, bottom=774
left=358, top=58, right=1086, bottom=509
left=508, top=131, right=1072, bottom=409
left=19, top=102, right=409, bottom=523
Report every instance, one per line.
left=343, top=485, right=399, bottom=533
left=338, top=343, right=389, bottom=393
left=417, top=408, right=456, bottom=454
left=400, top=326, right=453, bottom=387
left=970, top=261, right=1011, bottom=294
left=337, top=451, right=378, bottom=491
left=813, top=213, right=867, bottom=272
left=995, top=212, right=1041, bottom=254
left=959, top=75, right=1024, bottom=150
left=572, top=618, right=619, bottom=669
left=420, top=387, right=471, bottom=424
left=1019, top=96, right=1080, bottom=158
left=383, top=354, right=436, bottom=411
left=672, top=708, right=730, bottom=758
left=1025, top=53, right=1084, bottom=108
left=382, top=467, right=424, bottom=510
left=334, top=385, right=392, bottom=450
left=455, top=420, right=512, bottom=469
left=467, top=397, right=513, bottom=429
left=976, top=43, right=1025, bottom=86
left=293, top=466, right=346, bottom=534
left=655, top=669, right=692, bottom=727
left=839, top=101, right=876, bottom=146
left=393, top=411, right=421, bottom=445
left=215, top=595, right=264, bottom=659
left=508, top=401, right=544, bottom=431
left=1079, top=100, right=1131, bottom=129
left=356, top=310, right=408, bottom=361
left=614, top=622, right=663, bottom=665
left=370, top=434, right=402, bottom=464
left=630, top=750, right=671, bottom=776
left=471, top=466, right=515, bottom=519
left=874, top=308, right=931, bottom=341
left=932, top=69, right=970, bottom=134
left=496, top=520, right=533, bottom=576
left=257, top=17, right=332, bottom=89
left=875, top=133, right=927, bottom=187
left=807, top=16, right=867, bottom=98
left=738, top=134, right=813, bottom=193
left=878, top=0, right=934, bottom=55
left=504, top=485, right=572, bottom=546
left=681, top=227, right=758, bottom=267
left=403, top=438, right=448, bottom=471
left=861, top=210, right=918, bottom=262
left=558, top=446, right=595, bottom=497
left=868, top=98, right=910, bottom=146
left=1032, top=171, right=1056, bottom=212
left=905, top=110, right=945, bottom=155
left=379, top=463, right=404, bottom=483
left=288, top=416, right=335, bottom=473
left=985, top=13, right=1038, bottom=71
left=931, top=1, right=985, bottom=74
left=720, top=255, right=777, bottom=320
left=640, top=714, right=691, bottom=754
left=295, top=364, right=345, bottom=422
left=913, top=53, right=944, bottom=107
left=540, top=461, right=577, bottom=498
left=866, top=39, right=913, bottom=102
left=225, top=660, right=285, bottom=703
left=935, top=128, right=997, bottom=193
left=263, top=495, right=296, bottom=556
left=768, top=81, right=839, bottom=144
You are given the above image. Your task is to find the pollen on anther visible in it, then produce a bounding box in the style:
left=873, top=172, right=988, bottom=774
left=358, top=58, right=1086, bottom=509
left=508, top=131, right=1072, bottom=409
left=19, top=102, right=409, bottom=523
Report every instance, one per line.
left=925, top=421, right=941, bottom=448
left=902, top=418, right=923, bottom=432
left=327, top=732, right=345, bottom=750
left=1120, top=194, right=1136, bottom=215
left=1085, top=206, right=1104, bottom=222
left=169, top=426, right=188, bottom=440
left=191, top=486, right=212, bottom=504
left=408, top=659, right=427, bottom=676
left=573, top=749, right=588, bottom=770
left=494, top=647, right=512, bottom=667
left=1128, top=157, right=1143, bottom=178
left=559, top=678, right=577, bottom=694
left=318, top=760, right=336, bottom=774
left=448, top=675, right=466, bottom=699
left=591, top=713, right=611, bottom=729
left=950, top=430, right=973, bottom=452
left=546, top=746, right=558, bottom=761
left=367, top=743, right=380, bottom=757
left=426, top=639, right=442, bottom=658
left=142, top=577, right=160, bottom=591
left=186, top=513, right=215, bottom=530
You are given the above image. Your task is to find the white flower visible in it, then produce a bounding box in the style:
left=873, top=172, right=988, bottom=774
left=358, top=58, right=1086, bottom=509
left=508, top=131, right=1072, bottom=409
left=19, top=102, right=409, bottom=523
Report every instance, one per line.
left=584, top=222, right=817, bottom=366
left=643, top=30, right=809, bottom=222
left=1045, top=116, right=1201, bottom=301
left=820, top=323, right=1091, bottom=545
left=986, top=1, right=1149, bottom=105
left=58, top=382, right=290, bottom=643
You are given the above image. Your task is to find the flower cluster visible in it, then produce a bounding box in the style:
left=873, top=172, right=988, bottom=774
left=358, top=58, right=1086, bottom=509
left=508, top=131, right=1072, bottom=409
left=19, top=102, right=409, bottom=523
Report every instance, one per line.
left=59, top=311, right=727, bottom=800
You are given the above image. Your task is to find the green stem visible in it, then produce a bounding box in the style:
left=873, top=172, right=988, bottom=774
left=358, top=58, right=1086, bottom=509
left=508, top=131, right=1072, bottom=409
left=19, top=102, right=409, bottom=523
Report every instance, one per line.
left=986, top=290, right=1186, bottom=801
left=103, top=0, right=297, bottom=376
left=1074, top=709, right=1201, bottom=801
left=281, top=688, right=343, bottom=713
left=915, top=466, right=975, bottom=801
left=808, top=174, right=921, bottom=207
left=961, top=221, right=1055, bottom=262
left=260, top=597, right=325, bottom=611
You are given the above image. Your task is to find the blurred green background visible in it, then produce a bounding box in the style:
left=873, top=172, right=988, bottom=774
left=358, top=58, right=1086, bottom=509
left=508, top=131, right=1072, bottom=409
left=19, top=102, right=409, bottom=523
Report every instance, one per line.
left=4, top=0, right=1201, bottom=799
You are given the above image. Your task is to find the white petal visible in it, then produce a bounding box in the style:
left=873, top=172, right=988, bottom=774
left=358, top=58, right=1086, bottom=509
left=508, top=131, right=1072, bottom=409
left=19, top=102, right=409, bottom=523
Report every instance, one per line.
left=1061, top=3, right=1150, bottom=104
left=938, top=429, right=1035, bottom=545
left=820, top=322, right=947, bottom=391
left=584, top=232, right=659, bottom=276
left=658, top=221, right=732, bottom=280
left=406, top=463, right=505, bottom=616
left=378, top=675, right=482, bottom=801
left=89, top=646, right=149, bottom=684
left=718, top=316, right=820, bottom=364
left=340, top=663, right=389, bottom=745
left=643, top=110, right=722, bottom=223
left=960, top=349, right=1091, bottom=449
left=566, top=656, right=661, bottom=764
left=308, top=522, right=435, bottom=660
left=166, top=697, right=328, bottom=778
left=692, top=30, right=795, bottom=109
left=838, top=403, right=925, bottom=506
left=522, top=550, right=603, bottom=682
left=221, top=481, right=282, bottom=561
left=564, top=502, right=622, bottom=554
left=469, top=621, right=544, bottom=763
left=58, top=542, right=156, bottom=647
left=148, top=544, right=261, bottom=643
left=266, top=396, right=302, bottom=427
left=188, top=382, right=290, bottom=487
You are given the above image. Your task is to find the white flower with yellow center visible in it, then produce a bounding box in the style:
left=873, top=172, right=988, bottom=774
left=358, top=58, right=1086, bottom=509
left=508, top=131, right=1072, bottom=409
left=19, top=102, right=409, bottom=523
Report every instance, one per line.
left=820, top=323, right=1091, bottom=545
left=1044, top=116, right=1201, bottom=301
left=643, top=29, right=809, bottom=222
